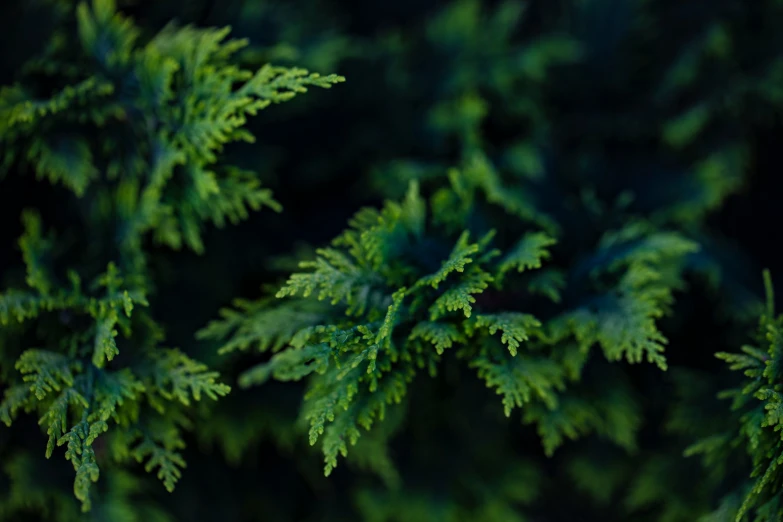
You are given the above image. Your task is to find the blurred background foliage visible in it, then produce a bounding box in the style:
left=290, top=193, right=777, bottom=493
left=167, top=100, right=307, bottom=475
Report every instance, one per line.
left=2, top=0, right=783, bottom=520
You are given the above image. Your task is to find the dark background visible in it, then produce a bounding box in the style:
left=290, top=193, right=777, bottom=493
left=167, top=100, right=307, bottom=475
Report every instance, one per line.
left=1, top=0, right=783, bottom=520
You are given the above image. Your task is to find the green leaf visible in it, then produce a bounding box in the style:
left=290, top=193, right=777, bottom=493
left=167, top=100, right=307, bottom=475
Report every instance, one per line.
left=473, top=313, right=542, bottom=356
left=16, top=350, right=83, bottom=401
left=473, top=352, right=566, bottom=416
left=150, top=349, right=231, bottom=406
left=429, top=268, right=492, bottom=319
left=499, top=232, right=556, bottom=274
left=417, top=231, right=479, bottom=289
left=411, top=321, right=465, bottom=354
left=131, top=436, right=186, bottom=493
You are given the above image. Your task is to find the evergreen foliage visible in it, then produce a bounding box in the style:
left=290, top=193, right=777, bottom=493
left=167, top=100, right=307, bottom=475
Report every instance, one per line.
left=0, top=0, right=341, bottom=516
left=203, top=176, right=701, bottom=476
left=693, top=271, right=783, bottom=522
left=2, top=0, right=783, bottom=520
